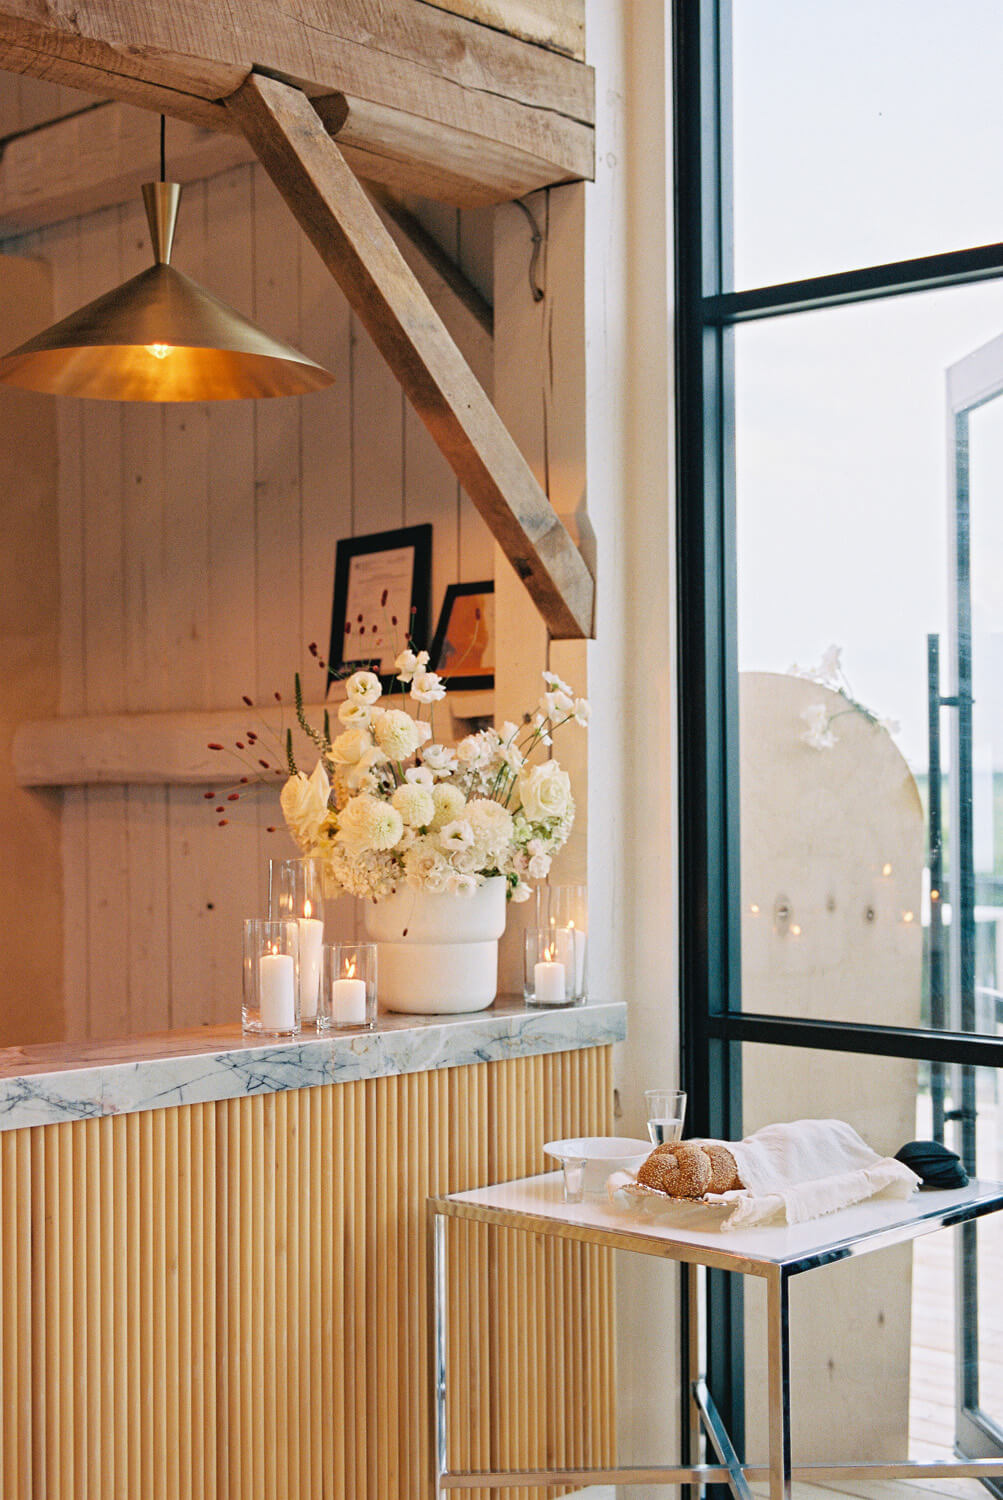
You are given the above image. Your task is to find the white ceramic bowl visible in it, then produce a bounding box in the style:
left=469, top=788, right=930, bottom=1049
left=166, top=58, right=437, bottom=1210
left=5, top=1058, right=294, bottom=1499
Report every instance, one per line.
left=544, top=1136, right=652, bottom=1194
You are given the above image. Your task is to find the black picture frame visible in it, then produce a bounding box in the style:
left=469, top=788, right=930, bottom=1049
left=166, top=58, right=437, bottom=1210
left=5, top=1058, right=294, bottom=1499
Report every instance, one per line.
left=429, top=580, right=495, bottom=691
left=327, top=524, right=432, bottom=694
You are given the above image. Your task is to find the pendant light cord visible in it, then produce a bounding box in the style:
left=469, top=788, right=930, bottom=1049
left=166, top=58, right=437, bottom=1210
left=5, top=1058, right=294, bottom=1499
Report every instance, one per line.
left=159, top=114, right=166, bottom=183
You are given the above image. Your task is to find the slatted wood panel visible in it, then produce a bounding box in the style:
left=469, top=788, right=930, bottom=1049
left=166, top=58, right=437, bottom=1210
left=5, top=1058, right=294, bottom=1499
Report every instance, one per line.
left=0, top=1049, right=613, bottom=1497
left=0, top=157, right=495, bottom=1042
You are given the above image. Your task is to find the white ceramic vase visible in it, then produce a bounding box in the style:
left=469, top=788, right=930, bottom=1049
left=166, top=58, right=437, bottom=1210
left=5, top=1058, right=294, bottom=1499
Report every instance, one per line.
left=363, top=876, right=508, bottom=1014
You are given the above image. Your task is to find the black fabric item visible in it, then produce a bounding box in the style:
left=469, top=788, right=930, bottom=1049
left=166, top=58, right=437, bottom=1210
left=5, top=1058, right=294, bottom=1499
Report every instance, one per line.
left=895, top=1139, right=968, bottom=1189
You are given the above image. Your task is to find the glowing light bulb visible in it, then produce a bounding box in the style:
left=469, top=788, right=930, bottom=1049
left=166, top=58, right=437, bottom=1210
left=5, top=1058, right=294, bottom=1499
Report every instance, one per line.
left=147, top=343, right=172, bottom=360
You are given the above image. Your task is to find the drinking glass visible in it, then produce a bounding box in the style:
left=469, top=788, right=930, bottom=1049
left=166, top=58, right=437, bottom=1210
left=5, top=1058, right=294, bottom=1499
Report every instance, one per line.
left=319, top=943, right=378, bottom=1030
left=269, top=857, right=325, bottom=1026
left=644, top=1089, right=687, bottom=1146
left=242, top=919, right=300, bottom=1037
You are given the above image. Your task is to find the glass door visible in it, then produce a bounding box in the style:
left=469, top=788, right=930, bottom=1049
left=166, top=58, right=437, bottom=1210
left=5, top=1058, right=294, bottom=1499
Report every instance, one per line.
left=947, top=333, right=1003, bottom=1482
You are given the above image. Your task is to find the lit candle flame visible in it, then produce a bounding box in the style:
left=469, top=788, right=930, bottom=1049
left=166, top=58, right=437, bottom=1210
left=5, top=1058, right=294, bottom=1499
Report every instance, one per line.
left=882, top=862, right=892, bottom=876
left=146, top=343, right=172, bottom=360
left=304, top=899, right=312, bottom=919
left=346, top=958, right=356, bottom=979
left=545, top=943, right=554, bottom=963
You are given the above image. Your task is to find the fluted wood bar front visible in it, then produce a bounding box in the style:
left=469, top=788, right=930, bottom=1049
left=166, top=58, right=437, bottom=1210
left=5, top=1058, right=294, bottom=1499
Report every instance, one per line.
left=0, top=1004, right=623, bottom=1499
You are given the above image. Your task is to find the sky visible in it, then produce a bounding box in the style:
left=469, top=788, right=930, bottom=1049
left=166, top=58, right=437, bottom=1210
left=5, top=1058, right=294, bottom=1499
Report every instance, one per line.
left=731, top=0, right=1003, bottom=784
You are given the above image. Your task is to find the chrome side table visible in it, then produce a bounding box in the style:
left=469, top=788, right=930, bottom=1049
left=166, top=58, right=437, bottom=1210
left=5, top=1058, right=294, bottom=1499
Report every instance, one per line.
left=428, top=1172, right=1003, bottom=1499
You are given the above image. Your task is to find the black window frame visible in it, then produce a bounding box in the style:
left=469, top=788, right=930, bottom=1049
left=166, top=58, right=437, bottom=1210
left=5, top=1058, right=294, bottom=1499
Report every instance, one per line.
left=673, top=0, right=1003, bottom=1468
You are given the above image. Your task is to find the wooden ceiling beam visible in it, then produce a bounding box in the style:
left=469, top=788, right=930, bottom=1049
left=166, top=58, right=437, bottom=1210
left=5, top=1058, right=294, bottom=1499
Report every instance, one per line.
left=228, top=71, right=594, bottom=639
left=0, top=0, right=593, bottom=205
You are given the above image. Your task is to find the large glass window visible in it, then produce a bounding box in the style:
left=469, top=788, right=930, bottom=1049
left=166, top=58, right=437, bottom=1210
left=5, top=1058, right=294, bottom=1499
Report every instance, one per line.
left=675, top=0, right=1003, bottom=1478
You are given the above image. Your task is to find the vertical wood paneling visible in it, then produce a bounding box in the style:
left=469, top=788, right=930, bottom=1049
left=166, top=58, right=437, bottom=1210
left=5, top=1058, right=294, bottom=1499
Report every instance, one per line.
left=14, top=154, right=496, bottom=1038
left=0, top=1050, right=612, bottom=1496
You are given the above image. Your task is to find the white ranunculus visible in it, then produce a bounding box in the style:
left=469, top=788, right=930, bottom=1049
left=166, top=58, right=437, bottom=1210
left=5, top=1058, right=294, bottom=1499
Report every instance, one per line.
left=280, top=760, right=331, bottom=848
left=518, top=761, right=572, bottom=824
left=395, top=648, right=429, bottom=684
left=373, top=708, right=422, bottom=762
left=391, top=783, right=435, bottom=828
left=336, top=793, right=404, bottom=852
left=338, top=700, right=371, bottom=728
left=430, top=782, right=466, bottom=829
left=330, top=727, right=370, bottom=765
left=345, top=670, right=382, bottom=705
left=410, top=670, right=446, bottom=704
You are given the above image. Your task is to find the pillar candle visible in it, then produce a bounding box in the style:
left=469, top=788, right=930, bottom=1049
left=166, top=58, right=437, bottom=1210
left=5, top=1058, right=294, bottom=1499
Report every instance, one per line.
left=331, top=976, right=367, bottom=1025
left=297, top=916, right=324, bottom=1022
left=534, top=958, right=566, bottom=1006
left=259, top=951, right=295, bottom=1032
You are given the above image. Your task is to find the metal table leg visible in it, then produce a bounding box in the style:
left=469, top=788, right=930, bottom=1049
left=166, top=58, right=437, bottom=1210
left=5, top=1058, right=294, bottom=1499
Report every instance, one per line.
left=429, top=1207, right=448, bottom=1498
left=766, top=1267, right=792, bottom=1500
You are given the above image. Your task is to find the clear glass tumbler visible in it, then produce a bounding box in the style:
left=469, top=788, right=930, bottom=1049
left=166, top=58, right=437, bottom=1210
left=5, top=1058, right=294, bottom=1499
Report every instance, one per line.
left=644, top=1089, right=687, bottom=1147
left=524, top=927, right=579, bottom=1007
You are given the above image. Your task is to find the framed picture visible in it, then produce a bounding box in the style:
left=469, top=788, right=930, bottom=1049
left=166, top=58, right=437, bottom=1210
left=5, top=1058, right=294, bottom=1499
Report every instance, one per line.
left=327, top=524, right=432, bottom=692
left=430, top=580, right=495, bottom=691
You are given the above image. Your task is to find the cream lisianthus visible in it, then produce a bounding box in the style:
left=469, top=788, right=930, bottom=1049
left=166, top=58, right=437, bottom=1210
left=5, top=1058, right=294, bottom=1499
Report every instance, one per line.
left=410, top=669, right=446, bottom=704
left=338, top=700, right=372, bottom=729
left=336, top=793, right=403, bottom=853
left=405, top=765, right=434, bottom=788
left=518, top=761, right=572, bottom=824
left=280, top=760, right=331, bottom=849
left=345, top=670, right=383, bottom=705
left=394, top=648, right=429, bottom=684
left=422, top=743, right=459, bottom=779
left=391, top=783, right=435, bottom=828
left=373, top=709, right=422, bottom=762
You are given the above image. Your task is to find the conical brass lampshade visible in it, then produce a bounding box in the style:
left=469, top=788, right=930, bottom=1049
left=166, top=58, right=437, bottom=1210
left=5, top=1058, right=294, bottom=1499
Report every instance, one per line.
left=0, top=183, right=334, bottom=401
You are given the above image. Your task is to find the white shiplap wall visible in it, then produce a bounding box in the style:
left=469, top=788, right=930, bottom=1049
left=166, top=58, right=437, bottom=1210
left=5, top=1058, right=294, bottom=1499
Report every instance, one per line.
left=4, top=160, right=494, bottom=1041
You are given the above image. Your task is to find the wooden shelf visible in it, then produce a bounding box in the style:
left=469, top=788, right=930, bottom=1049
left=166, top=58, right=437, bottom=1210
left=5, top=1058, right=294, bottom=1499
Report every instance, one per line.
left=14, top=694, right=495, bottom=787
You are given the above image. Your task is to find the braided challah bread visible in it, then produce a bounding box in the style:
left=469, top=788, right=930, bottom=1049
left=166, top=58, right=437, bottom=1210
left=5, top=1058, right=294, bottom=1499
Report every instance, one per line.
left=636, top=1139, right=742, bottom=1198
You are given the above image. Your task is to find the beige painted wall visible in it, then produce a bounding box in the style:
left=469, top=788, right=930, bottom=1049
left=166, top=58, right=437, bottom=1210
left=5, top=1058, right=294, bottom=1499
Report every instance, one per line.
left=0, top=254, right=63, bottom=1044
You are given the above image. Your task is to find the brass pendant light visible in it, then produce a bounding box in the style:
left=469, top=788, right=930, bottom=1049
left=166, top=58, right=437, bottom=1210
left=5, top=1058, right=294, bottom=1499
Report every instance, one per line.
left=0, top=120, right=334, bottom=402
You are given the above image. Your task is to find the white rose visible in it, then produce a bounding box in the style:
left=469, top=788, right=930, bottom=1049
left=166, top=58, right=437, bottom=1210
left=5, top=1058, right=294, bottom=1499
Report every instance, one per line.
left=445, top=871, right=478, bottom=896
left=279, top=760, right=331, bottom=848
left=518, top=761, right=571, bottom=824
left=391, top=783, right=435, bottom=828
left=330, top=728, right=370, bottom=766
left=410, top=670, right=446, bottom=704
left=336, top=793, right=404, bottom=852
left=509, top=880, right=533, bottom=903
left=373, top=709, right=422, bottom=762
left=527, top=851, right=551, bottom=880
left=345, top=670, right=382, bottom=705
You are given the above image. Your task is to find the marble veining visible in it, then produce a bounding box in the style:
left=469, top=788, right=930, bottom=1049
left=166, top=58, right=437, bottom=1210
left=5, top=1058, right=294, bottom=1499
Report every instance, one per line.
left=0, top=998, right=626, bottom=1132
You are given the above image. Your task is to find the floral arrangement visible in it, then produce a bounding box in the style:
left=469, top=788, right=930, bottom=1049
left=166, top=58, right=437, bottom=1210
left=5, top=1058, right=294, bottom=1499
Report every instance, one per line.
left=279, top=651, right=588, bottom=902
left=789, top=644, right=900, bottom=750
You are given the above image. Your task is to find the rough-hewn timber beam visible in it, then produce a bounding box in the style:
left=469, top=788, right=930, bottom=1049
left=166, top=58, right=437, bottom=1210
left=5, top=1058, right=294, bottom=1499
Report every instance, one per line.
left=228, top=71, right=594, bottom=640
left=0, top=0, right=593, bottom=205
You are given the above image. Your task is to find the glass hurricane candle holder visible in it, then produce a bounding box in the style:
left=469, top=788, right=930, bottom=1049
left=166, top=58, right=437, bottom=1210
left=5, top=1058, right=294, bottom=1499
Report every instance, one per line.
left=269, top=857, right=325, bottom=1026
left=243, top=919, right=300, bottom=1037
left=319, top=943, right=377, bottom=1030
left=524, top=927, right=581, bottom=1007
left=536, top=884, right=588, bottom=999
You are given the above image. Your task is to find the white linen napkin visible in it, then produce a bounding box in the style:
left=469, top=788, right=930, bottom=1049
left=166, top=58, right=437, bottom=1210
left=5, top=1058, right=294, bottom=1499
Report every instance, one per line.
left=609, top=1119, right=920, bottom=1230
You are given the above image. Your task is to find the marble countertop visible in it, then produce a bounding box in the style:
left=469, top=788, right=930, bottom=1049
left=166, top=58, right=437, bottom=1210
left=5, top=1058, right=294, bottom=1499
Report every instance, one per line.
left=0, top=997, right=627, bottom=1132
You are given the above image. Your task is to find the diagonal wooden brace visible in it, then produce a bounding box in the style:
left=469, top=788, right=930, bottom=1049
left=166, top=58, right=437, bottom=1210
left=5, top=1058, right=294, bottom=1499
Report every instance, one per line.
left=226, top=71, right=595, bottom=640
